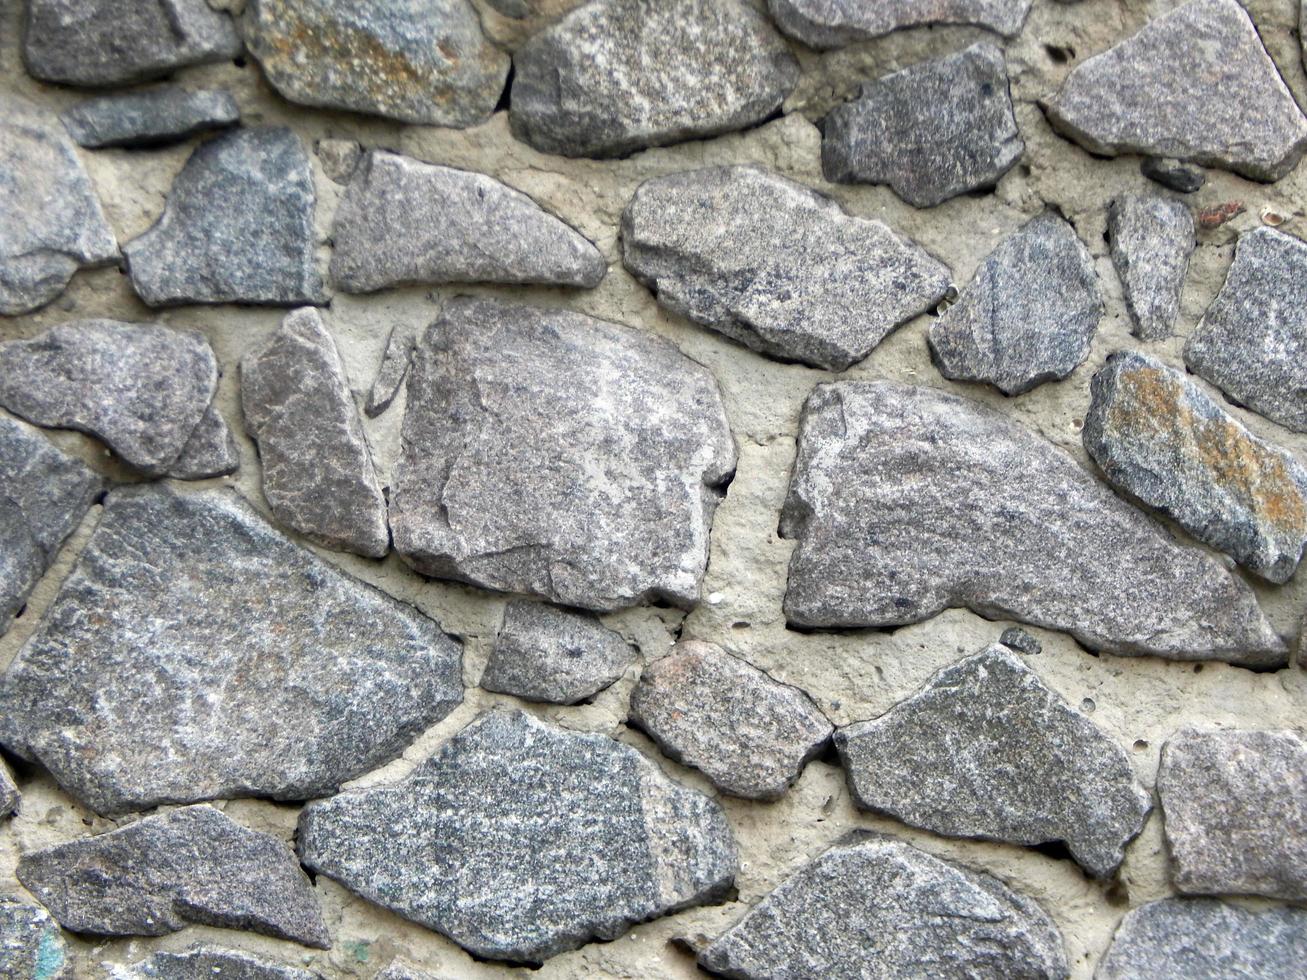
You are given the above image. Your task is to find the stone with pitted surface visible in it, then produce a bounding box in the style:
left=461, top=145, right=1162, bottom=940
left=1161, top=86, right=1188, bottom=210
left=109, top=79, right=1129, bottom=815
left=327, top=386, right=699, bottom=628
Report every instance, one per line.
left=1108, top=194, right=1194, bottom=341
left=0, top=896, right=70, bottom=980
left=112, top=948, right=323, bottom=980
left=60, top=87, right=239, bottom=148
left=769, top=0, right=1032, bottom=48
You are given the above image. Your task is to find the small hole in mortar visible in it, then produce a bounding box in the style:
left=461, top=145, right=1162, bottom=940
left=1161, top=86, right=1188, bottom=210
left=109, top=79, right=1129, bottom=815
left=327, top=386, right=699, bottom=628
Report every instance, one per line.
left=1080, top=697, right=1095, bottom=713
left=1133, top=739, right=1148, bottom=751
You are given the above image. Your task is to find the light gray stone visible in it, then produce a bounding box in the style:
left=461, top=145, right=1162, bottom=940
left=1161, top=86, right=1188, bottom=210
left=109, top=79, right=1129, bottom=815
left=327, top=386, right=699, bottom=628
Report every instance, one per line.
left=1140, top=157, right=1206, bottom=194
left=365, top=325, right=415, bottom=419
left=316, top=138, right=361, bottom=184
left=769, top=0, right=1032, bottom=48
left=1108, top=194, right=1194, bottom=341
left=374, top=964, right=445, bottom=980
left=164, top=403, right=240, bottom=480
left=0, top=896, right=71, bottom=980
left=0, top=760, right=17, bottom=820
left=620, top=164, right=950, bottom=371
left=112, top=948, right=322, bottom=980
left=60, top=87, right=239, bottom=148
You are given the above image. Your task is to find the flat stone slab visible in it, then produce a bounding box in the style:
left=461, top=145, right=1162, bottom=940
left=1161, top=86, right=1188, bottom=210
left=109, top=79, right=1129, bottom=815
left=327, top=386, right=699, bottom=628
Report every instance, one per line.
left=510, top=0, right=798, bottom=158
left=780, top=381, right=1285, bottom=666
left=621, top=164, right=951, bottom=370
left=365, top=325, right=415, bottom=419
left=0, top=484, right=463, bottom=815
left=391, top=298, right=736, bottom=611
left=699, top=833, right=1068, bottom=979
left=330, top=151, right=605, bottom=293
left=299, top=710, right=737, bottom=964
left=165, top=403, right=239, bottom=480
left=17, top=805, right=328, bottom=947
left=928, top=212, right=1101, bottom=394
left=113, top=949, right=322, bottom=980
left=1108, top=194, right=1194, bottom=340
left=822, top=43, right=1023, bottom=208
left=0, top=896, right=70, bottom=980
left=1044, top=0, right=1307, bottom=181
left=61, top=86, right=239, bottom=148
left=769, top=0, right=1032, bottom=48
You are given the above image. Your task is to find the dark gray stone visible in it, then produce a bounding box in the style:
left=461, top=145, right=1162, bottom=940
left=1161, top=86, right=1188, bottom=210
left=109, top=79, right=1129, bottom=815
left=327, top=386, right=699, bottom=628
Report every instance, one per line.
left=1000, top=627, right=1042, bottom=655
left=365, top=325, right=415, bottom=419
left=60, top=87, right=239, bottom=149
left=1108, top=195, right=1194, bottom=341
left=299, top=710, right=737, bottom=964
left=769, top=0, right=1032, bottom=48
left=0, top=896, right=71, bottom=980
left=780, top=381, right=1286, bottom=666
left=1140, top=157, right=1206, bottom=194
left=115, top=948, right=323, bottom=980
left=164, top=403, right=239, bottom=480
left=620, top=164, right=950, bottom=371
left=391, top=298, right=736, bottom=611
left=0, top=484, right=462, bottom=816
left=0, top=760, right=17, bottom=819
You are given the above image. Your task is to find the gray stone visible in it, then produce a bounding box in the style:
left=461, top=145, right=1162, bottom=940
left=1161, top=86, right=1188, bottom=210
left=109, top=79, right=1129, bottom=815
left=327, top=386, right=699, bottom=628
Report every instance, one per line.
left=0, top=760, right=17, bottom=819
left=699, top=832, right=1068, bottom=979
left=391, top=298, right=735, bottom=611
left=298, top=710, right=737, bottom=964
left=510, top=0, right=799, bottom=158
left=60, top=87, right=239, bottom=149
left=241, top=0, right=508, bottom=128
left=112, top=948, right=322, bottom=980
left=164, top=403, right=240, bottom=480
left=330, top=151, right=605, bottom=293
left=1140, top=157, right=1206, bottom=194
left=374, top=964, right=444, bottom=980
left=316, top=139, right=361, bottom=184
left=1158, top=728, right=1307, bottom=900
left=17, top=805, right=328, bottom=947
left=241, top=308, right=388, bottom=558
left=365, top=325, right=415, bottom=419
left=1000, top=627, right=1042, bottom=655
left=620, top=164, right=950, bottom=371
left=1084, top=351, right=1307, bottom=583
left=1108, top=195, right=1194, bottom=341
left=780, top=381, right=1285, bottom=666
left=0, top=484, right=462, bottom=815
left=822, top=43, right=1023, bottom=208
left=769, top=0, right=1032, bottom=48
left=1044, top=0, right=1307, bottom=181
left=124, top=127, right=325, bottom=307
left=0, top=896, right=71, bottom=980
left=928, top=212, right=1102, bottom=394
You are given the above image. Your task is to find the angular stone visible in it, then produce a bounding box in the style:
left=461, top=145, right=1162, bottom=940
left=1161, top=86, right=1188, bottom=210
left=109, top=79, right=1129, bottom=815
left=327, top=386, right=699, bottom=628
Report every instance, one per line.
left=620, top=164, right=951, bottom=371
left=1000, top=627, right=1042, bottom=655
left=769, top=0, right=1032, bottom=48
left=510, top=0, right=799, bottom=158
left=241, top=308, right=388, bottom=558
left=928, top=212, right=1101, bottom=394
left=0, top=484, right=462, bottom=815
left=780, top=381, right=1285, bottom=666
left=241, top=0, right=508, bottom=127
left=822, top=43, right=1023, bottom=208
left=1158, top=728, right=1307, bottom=900
left=391, top=298, right=735, bottom=611
left=1044, top=0, right=1307, bottom=181
left=0, top=896, right=70, bottom=980
left=17, top=805, right=329, bottom=947
left=330, top=151, right=605, bottom=293
left=699, top=833, right=1068, bottom=979
left=299, top=710, right=736, bottom=964
left=60, top=87, right=239, bottom=149
left=113, top=948, right=322, bottom=980
left=124, top=127, right=325, bottom=307
left=365, top=325, right=415, bottom=419
left=164, top=403, right=239, bottom=480
left=481, top=599, right=634, bottom=704
left=1141, top=157, right=1206, bottom=194
left=1108, top=195, right=1194, bottom=341
left=0, top=760, right=17, bottom=819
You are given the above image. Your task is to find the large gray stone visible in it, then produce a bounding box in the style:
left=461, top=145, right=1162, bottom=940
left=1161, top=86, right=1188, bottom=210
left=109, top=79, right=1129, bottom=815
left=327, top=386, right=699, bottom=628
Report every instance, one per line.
left=1108, top=194, right=1194, bottom=341
left=620, top=164, right=950, bottom=370
left=299, top=710, right=737, bottom=964
left=0, top=484, right=463, bottom=816
left=1044, top=0, right=1307, bottom=181
left=769, top=0, right=1032, bottom=48
left=365, top=325, right=415, bottom=419
left=164, top=403, right=239, bottom=480
left=510, top=0, right=799, bottom=158
left=780, top=381, right=1285, bottom=666
left=60, top=87, right=239, bottom=149
left=390, top=298, right=736, bottom=611
left=112, top=948, right=323, bottom=980
left=330, top=151, right=605, bottom=293
left=0, top=896, right=71, bottom=980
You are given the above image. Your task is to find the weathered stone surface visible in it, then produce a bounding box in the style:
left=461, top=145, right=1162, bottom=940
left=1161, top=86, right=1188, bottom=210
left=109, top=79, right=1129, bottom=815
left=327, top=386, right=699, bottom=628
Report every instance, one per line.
left=620, top=164, right=951, bottom=371
left=124, top=127, right=325, bottom=307
left=928, top=212, right=1101, bottom=394
left=1044, top=0, right=1307, bottom=181
left=374, top=964, right=443, bottom=980
left=780, top=381, right=1285, bottom=666
left=299, top=710, right=737, bottom=964
left=241, top=0, right=509, bottom=127
left=822, top=43, right=1023, bottom=208
left=365, top=325, right=415, bottom=419
left=481, top=599, right=634, bottom=704
left=0, top=484, right=463, bottom=815
left=1140, top=157, right=1206, bottom=194
left=330, top=151, right=605, bottom=293
left=1000, top=627, right=1042, bottom=655
left=391, top=298, right=736, bottom=611
left=1108, top=194, right=1194, bottom=341
left=112, top=948, right=322, bottom=980
left=164, top=403, right=239, bottom=480
left=699, top=833, right=1068, bottom=979
left=1084, top=352, right=1307, bottom=583
left=510, top=0, right=799, bottom=158
left=17, top=805, right=329, bottom=947
left=0, top=896, right=70, bottom=980
left=60, top=87, right=239, bottom=148
left=1158, top=728, right=1307, bottom=900
left=316, top=138, right=361, bottom=184
left=630, top=641, right=832, bottom=800
left=0, top=760, right=17, bottom=819
left=241, top=308, right=389, bottom=558
left=769, top=0, right=1032, bottom=48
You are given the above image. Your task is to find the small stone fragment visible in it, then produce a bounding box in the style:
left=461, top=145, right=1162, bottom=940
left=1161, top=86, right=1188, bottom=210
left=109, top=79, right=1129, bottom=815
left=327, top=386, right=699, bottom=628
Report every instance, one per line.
left=769, top=0, right=1032, bottom=49
left=330, top=151, right=605, bottom=293
left=112, top=948, right=323, bottom=980
left=60, top=87, right=239, bottom=148
left=928, top=212, right=1101, bottom=394
left=1140, top=157, right=1206, bottom=194
left=620, top=164, right=950, bottom=370
left=0, top=760, right=18, bottom=819
left=822, top=43, right=1023, bottom=208
left=999, top=627, right=1041, bottom=655
left=316, top=138, right=361, bottom=184
left=1196, top=201, right=1245, bottom=230
left=510, top=0, right=799, bottom=158
left=1108, top=194, right=1194, bottom=341
left=0, top=896, right=70, bottom=980
left=164, top=403, right=240, bottom=480
left=365, top=325, right=415, bottom=419
left=299, top=710, right=736, bottom=963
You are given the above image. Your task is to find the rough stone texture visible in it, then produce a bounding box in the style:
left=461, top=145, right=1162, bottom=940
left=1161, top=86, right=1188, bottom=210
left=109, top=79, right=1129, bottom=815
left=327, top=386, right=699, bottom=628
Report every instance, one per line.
left=0, top=760, right=17, bottom=819
left=365, top=325, right=414, bottom=419
left=16, top=805, right=329, bottom=947
left=374, top=964, right=443, bottom=980
left=780, top=381, right=1285, bottom=666
left=481, top=599, right=634, bottom=705
left=1157, top=728, right=1307, bottom=900
left=699, top=833, right=1068, bottom=979
left=620, top=164, right=950, bottom=370
left=390, top=298, right=736, bottom=611
left=1140, top=157, right=1206, bottom=194
left=1044, top=0, right=1307, bottom=181
left=316, top=138, right=361, bottom=183
left=510, top=0, right=799, bottom=158
left=0, top=484, right=463, bottom=815
left=241, top=308, right=389, bottom=558
left=1107, top=194, right=1194, bottom=341
left=60, top=87, right=239, bottom=148
left=111, top=948, right=322, bottom=980
left=298, top=710, right=737, bottom=964
left=1000, top=627, right=1042, bottom=655
left=330, top=151, right=605, bottom=293
left=1084, top=351, right=1307, bottom=583
left=769, top=0, right=1032, bottom=48
left=928, top=212, right=1101, bottom=395
left=165, top=403, right=240, bottom=480
left=0, top=895, right=70, bottom=980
